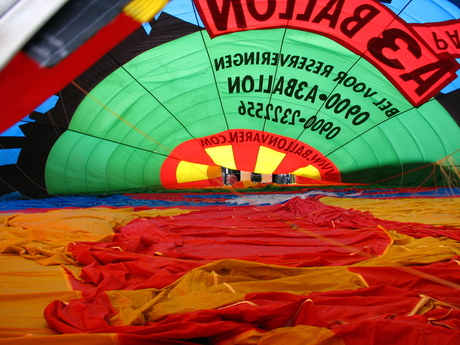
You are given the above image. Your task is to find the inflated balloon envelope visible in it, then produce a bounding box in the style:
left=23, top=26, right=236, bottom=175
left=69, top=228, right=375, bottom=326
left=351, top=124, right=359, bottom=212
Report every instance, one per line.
left=1, top=0, right=460, bottom=196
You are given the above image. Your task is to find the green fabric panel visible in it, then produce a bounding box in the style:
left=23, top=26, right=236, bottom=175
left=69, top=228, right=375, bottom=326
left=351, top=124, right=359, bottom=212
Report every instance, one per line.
left=46, top=131, right=165, bottom=194
left=328, top=99, right=460, bottom=183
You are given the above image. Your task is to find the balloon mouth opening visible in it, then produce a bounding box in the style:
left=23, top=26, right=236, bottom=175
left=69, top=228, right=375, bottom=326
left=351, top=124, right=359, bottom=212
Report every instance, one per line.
left=159, top=129, right=341, bottom=189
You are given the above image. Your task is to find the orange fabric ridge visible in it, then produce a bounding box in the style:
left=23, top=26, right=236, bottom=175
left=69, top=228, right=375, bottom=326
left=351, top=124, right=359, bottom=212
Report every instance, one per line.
left=0, top=197, right=460, bottom=344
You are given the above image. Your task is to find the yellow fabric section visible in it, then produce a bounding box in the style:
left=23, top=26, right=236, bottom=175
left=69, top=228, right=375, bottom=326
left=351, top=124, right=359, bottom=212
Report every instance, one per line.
left=0, top=207, right=193, bottom=265
left=258, top=325, right=345, bottom=345
left=207, top=165, right=223, bottom=179
left=292, top=165, right=321, bottom=179
left=0, top=254, right=80, bottom=339
left=319, top=197, right=460, bottom=227
left=0, top=254, right=73, bottom=293
left=132, top=208, right=193, bottom=219
left=205, top=145, right=237, bottom=169
left=176, top=161, right=211, bottom=183
left=107, top=259, right=367, bottom=327
left=355, top=229, right=460, bottom=267
left=254, top=146, right=286, bottom=174
left=214, top=328, right=265, bottom=345
left=123, top=0, right=169, bottom=23
left=215, top=326, right=345, bottom=345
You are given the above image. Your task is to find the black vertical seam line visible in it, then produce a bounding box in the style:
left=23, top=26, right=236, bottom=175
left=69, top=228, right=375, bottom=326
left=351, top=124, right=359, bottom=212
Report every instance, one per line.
left=194, top=6, right=230, bottom=130
left=62, top=127, right=169, bottom=192
left=299, top=0, right=414, bottom=158
left=323, top=97, right=423, bottom=158
left=262, top=26, right=289, bottom=133
left=106, top=52, right=195, bottom=139
left=192, top=0, right=233, bottom=173
left=64, top=128, right=170, bottom=155
left=294, top=50, right=363, bottom=143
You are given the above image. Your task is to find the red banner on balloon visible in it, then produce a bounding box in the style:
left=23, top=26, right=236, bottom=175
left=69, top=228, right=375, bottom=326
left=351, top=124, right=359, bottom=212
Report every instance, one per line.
left=194, top=0, right=460, bottom=107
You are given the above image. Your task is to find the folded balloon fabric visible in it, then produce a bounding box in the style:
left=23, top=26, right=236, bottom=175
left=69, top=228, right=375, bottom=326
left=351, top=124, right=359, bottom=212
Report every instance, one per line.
left=1, top=196, right=460, bottom=344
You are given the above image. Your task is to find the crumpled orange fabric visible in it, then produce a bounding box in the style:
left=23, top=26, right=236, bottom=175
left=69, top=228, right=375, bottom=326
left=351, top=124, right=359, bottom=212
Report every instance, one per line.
left=319, top=197, right=460, bottom=227
left=45, top=259, right=367, bottom=332
left=3, top=196, right=460, bottom=344
left=0, top=207, right=193, bottom=264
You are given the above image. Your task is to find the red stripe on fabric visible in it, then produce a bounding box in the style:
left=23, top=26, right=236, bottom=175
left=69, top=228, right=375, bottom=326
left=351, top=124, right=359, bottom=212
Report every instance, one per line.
left=0, top=14, right=140, bottom=132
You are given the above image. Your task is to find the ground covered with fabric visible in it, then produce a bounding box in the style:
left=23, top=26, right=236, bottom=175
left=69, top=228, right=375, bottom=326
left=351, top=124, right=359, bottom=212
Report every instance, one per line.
left=0, top=187, right=460, bottom=344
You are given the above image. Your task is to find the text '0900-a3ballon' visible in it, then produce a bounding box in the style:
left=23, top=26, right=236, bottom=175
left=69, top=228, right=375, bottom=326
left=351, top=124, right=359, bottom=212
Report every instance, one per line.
left=1, top=0, right=460, bottom=197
